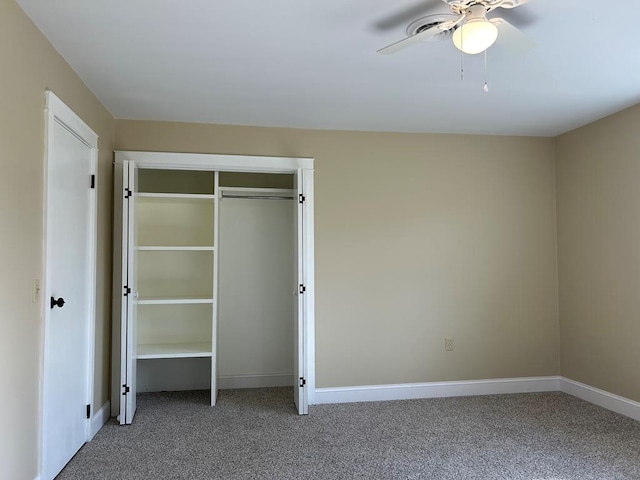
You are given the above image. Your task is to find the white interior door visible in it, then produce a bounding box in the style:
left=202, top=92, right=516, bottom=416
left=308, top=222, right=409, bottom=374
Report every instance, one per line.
left=119, top=161, right=138, bottom=424
left=293, top=171, right=308, bottom=415
left=42, top=97, right=97, bottom=479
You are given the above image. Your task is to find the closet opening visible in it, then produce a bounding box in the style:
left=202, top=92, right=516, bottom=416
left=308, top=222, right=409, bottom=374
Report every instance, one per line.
left=112, top=152, right=314, bottom=425
left=217, top=173, right=295, bottom=399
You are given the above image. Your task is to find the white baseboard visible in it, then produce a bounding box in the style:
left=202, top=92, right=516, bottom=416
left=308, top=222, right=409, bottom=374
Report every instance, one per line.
left=314, top=376, right=561, bottom=405
left=89, top=401, right=111, bottom=440
left=313, top=376, right=640, bottom=424
left=560, top=377, right=640, bottom=422
left=218, top=373, right=293, bottom=390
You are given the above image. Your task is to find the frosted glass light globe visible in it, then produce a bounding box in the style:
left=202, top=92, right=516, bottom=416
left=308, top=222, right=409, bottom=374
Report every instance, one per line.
left=452, top=19, right=498, bottom=55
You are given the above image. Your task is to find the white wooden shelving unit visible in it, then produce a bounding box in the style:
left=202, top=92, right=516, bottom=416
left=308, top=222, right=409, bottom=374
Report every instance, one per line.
left=134, top=171, right=218, bottom=364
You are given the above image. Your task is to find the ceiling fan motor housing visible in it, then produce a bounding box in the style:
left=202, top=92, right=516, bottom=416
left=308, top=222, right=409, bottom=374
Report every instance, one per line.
left=465, top=4, right=491, bottom=22
left=406, top=14, right=460, bottom=42
left=447, top=0, right=508, bottom=16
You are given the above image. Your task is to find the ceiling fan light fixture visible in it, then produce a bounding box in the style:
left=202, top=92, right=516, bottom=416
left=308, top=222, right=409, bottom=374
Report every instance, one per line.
left=452, top=17, right=498, bottom=55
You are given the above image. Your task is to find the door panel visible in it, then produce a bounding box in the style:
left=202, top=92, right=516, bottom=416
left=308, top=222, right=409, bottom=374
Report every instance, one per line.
left=118, top=163, right=129, bottom=424
left=293, top=170, right=308, bottom=415
left=125, top=162, right=138, bottom=423
left=42, top=120, right=93, bottom=478
left=118, top=161, right=138, bottom=425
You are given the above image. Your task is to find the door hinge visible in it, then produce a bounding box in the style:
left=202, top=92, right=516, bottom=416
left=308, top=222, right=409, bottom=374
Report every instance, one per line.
left=86, top=404, right=91, bottom=419
left=299, top=284, right=306, bottom=294
left=125, top=188, right=132, bottom=198
left=90, top=174, right=96, bottom=189
left=122, top=384, right=130, bottom=396
left=299, top=377, right=306, bottom=388
left=124, top=286, right=131, bottom=296
left=299, top=194, right=305, bottom=204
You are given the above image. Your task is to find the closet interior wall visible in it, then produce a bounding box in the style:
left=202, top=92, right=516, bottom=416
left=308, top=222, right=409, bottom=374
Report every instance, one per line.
left=217, top=173, right=295, bottom=389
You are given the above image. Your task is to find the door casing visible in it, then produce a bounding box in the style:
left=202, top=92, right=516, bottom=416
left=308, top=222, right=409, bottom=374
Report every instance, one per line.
left=111, top=151, right=315, bottom=417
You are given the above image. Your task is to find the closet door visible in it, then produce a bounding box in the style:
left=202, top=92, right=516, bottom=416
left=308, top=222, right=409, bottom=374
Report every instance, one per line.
left=118, top=161, right=138, bottom=425
left=293, top=170, right=308, bottom=415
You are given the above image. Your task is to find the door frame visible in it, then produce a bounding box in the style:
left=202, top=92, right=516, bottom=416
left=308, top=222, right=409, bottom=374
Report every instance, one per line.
left=40, top=91, right=98, bottom=476
left=113, top=151, right=316, bottom=406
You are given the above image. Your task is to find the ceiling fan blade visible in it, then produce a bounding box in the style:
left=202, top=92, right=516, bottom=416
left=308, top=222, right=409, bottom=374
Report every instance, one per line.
left=491, top=4, right=538, bottom=29
left=374, top=0, right=446, bottom=31
left=377, top=18, right=460, bottom=55
left=491, top=17, right=535, bottom=55
left=377, top=28, right=442, bottom=55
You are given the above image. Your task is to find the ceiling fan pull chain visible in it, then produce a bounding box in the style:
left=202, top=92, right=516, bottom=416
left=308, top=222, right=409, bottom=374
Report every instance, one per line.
left=460, top=26, right=464, bottom=81
left=483, top=49, right=489, bottom=92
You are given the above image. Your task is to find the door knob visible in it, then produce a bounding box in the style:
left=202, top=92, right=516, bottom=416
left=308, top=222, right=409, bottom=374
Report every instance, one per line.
left=50, top=296, right=65, bottom=309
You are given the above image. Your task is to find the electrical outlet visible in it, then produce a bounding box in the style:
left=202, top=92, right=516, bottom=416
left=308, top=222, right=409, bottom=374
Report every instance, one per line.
left=32, top=279, right=41, bottom=303
left=445, top=337, right=454, bottom=352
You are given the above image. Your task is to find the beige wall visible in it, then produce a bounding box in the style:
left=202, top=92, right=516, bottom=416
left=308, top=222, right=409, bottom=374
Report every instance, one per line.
left=556, top=104, right=640, bottom=403
left=0, top=2, right=113, bottom=479
left=115, top=120, right=560, bottom=388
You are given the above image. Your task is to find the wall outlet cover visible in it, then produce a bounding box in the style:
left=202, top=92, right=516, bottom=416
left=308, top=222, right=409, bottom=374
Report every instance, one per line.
left=445, top=337, right=454, bottom=351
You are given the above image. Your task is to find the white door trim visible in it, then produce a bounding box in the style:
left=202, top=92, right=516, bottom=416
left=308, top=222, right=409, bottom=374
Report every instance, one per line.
left=41, top=91, right=98, bottom=477
left=114, top=150, right=312, bottom=172
left=114, top=151, right=315, bottom=406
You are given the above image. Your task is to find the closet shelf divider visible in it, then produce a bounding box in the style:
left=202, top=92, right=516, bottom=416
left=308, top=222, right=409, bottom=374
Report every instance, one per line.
left=137, top=297, right=214, bottom=305
left=137, top=192, right=216, bottom=200
left=136, top=246, right=215, bottom=251
left=137, top=342, right=213, bottom=359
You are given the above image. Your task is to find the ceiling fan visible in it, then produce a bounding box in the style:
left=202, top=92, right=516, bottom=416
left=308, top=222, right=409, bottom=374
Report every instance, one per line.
left=378, top=0, right=532, bottom=56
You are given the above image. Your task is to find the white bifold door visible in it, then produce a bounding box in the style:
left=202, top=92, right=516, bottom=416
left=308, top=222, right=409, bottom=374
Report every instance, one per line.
left=116, top=161, right=138, bottom=424
left=293, top=171, right=308, bottom=414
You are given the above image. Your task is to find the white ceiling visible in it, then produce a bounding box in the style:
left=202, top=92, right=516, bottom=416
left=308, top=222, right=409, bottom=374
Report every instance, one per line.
left=16, top=0, right=640, bottom=136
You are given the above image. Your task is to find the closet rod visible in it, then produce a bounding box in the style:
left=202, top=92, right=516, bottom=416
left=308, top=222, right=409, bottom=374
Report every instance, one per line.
left=221, top=194, right=293, bottom=201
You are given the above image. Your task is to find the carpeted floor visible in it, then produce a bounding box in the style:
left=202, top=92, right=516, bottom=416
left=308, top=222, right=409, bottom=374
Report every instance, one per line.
left=57, top=388, right=640, bottom=479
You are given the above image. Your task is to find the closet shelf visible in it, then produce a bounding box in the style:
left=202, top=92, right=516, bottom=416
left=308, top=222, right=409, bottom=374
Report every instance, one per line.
left=137, top=246, right=215, bottom=251
left=137, top=342, right=213, bottom=359
left=138, top=297, right=214, bottom=305
left=138, top=193, right=216, bottom=200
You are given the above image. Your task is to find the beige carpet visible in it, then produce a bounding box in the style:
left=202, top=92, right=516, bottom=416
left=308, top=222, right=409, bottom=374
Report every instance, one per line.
left=57, top=388, right=640, bottom=479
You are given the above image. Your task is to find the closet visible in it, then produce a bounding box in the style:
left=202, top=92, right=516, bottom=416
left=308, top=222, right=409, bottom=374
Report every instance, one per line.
left=111, top=151, right=315, bottom=424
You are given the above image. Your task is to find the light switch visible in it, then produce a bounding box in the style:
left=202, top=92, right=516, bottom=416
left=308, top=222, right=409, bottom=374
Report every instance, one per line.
left=32, top=279, right=41, bottom=303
